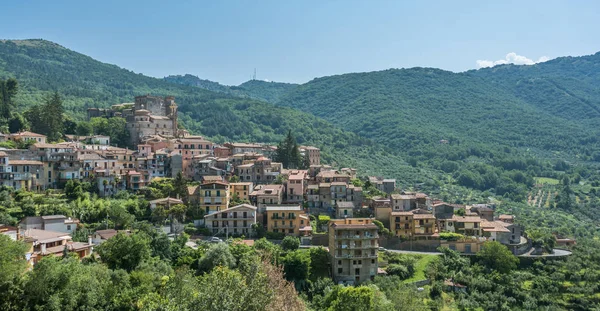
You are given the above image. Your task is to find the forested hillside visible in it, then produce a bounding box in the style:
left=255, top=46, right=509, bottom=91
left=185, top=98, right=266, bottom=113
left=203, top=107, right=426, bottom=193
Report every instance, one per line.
left=164, top=74, right=298, bottom=103
left=0, top=39, right=422, bottom=186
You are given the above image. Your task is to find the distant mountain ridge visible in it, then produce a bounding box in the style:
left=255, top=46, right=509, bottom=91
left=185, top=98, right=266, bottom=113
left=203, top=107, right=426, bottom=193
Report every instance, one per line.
left=164, top=74, right=298, bottom=103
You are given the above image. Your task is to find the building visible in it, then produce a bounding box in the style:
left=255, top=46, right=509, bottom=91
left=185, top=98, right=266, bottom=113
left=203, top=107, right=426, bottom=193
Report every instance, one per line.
left=19, top=215, right=79, bottom=234
left=229, top=182, right=254, bottom=201
left=126, top=96, right=179, bottom=145
left=329, top=218, right=379, bottom=284
left=300, top=146, right=321, bottom=166
left=250, top=184, right=284, bottom=210
left=21, top=229, right=93, bottom=265
left=265, top=205, right=308, bottom=236
left=336, top=201, right=355, bottom=218
left=7, top=131, right=47, bottom=144
left=204, top=204, right=258, bottom=236
left=285, top=170, right=306, bottom=203
left=91, top=229, right=131, bottom=245
left=368, top=177, right=396, bottom=194
left=149, top=197, right=184, bottom=210
left=391, top=211, right=413, bottom=237
left=195, top=181, right=230, bottom=215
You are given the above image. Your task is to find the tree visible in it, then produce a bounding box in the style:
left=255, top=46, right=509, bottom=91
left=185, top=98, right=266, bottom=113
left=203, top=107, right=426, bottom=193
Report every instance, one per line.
left=173, top=171, right=188, bottom=200
left=96, top=233, right=151, bottom=271
left=282, top=250, right=310, bottom=285
left=26, top=92, right=65, bottom=142
left=0, top=235, right=28, bottom=310
left=0, top=78, right=18, bottom=121
left=198, top=242, right=236, bottom=274
left=275, top=130, right=302, bottom=169
left=309, top=246, right=330, bottom=280
left=8, top=113, right=27, bottom=133
left=75, top=121, right=94, bottom=136
left=476, top=241, right=519, bottom=274
left=281, top=236, right=300, bottom=251
left=43, top=92, right=65, bottom=142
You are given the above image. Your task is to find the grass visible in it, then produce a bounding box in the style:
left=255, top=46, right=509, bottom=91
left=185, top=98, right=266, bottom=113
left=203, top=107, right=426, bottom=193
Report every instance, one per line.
left=534, top=177, right=560, bottom=185
left=403, top=254, right=437, bottom=283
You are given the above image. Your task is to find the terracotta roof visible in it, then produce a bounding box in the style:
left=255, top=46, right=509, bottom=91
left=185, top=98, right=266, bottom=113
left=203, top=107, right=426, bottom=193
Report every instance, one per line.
left=413, top=213, right=435, bottom=219
left=481, top=221, right=511, bottom=233
left=11, top=131, right=46, bottom=137
left=451, top=215, right=482, bottom=222
left=204, top=204, right=257, bottom=218
left=95, top=229, right=118, bottom=240
left=499, top=215, right=514, bottom=220
left=331, top=181, right=347, bottom=186
left=149, top=197, right=184, bottom=205
left=22, top=229, right=71, bottom=244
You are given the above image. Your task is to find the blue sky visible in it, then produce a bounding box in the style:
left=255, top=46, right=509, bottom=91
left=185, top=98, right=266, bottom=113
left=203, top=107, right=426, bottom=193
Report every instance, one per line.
left=1, top=0, right=599, bottom=85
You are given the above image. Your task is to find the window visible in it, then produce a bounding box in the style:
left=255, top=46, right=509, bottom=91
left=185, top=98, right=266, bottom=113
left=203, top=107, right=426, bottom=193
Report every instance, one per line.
left=67, top=225, right=71, bottom=230
left=288, top=229, right=293, bottom=233
left=371, top=259, right=375, bottom=264
left=338, top=268, right=343, bottom=274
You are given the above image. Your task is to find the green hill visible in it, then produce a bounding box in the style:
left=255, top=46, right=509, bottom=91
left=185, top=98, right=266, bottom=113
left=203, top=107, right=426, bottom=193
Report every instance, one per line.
left=164, top=74, right=298, bottom=103
left=275, top=65, right=600, bottom=157
left=0, top=39, right=425, bottom=187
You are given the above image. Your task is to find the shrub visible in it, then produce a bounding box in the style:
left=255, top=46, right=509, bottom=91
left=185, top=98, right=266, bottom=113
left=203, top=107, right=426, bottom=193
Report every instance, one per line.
left=281, top=236, right=300, bottom=251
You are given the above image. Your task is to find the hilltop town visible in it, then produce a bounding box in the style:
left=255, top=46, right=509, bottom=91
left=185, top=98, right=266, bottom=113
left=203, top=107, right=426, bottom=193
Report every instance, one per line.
left=0, top=95, right=555, bottom=286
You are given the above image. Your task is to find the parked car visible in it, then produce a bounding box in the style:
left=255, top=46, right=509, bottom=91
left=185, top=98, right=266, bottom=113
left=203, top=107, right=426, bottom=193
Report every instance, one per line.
left=210, top=237, right=223, bottom=243
left=378, top=247, right=386, bottom=251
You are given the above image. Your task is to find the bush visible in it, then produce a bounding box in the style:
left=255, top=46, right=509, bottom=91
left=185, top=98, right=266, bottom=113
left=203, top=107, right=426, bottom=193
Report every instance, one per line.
left=386, top=264, right=409, bottom=278
left=281, top=236, right=300, bottom=251
left=439, top=232, right=464, bottom=241
left=265, top=231, right=286, bottom=240
left=184, top=224, right=197, bottom=235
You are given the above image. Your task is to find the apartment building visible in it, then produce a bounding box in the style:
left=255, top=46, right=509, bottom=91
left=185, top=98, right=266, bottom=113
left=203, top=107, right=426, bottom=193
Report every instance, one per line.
left=204, top=203, right=257, bottom=236
left=285, top=170, right=306, bottom=203
left=265, top=205, right=308, bottom=236
left=195, top=181, right=230, bottom=215
left=250, top=184, right=284, bottom=210
left=329, top=218, right=379, bottom=284
left=229, top=182, right=254, bottom=201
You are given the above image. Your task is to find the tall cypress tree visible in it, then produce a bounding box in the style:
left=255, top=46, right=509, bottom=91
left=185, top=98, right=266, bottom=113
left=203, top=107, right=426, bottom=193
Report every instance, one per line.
left=0, top=78, right=18, bottom=122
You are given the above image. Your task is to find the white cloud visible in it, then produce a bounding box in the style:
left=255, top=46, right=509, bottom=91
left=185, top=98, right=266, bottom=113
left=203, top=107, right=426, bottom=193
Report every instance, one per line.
left=476, top=52, right=551, bottom=68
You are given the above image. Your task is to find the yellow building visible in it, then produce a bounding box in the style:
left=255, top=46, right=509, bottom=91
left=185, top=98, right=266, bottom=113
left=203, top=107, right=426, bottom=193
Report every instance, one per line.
left=390, top=211, right=413, bottom=237
left=229, top=182, right=254, bottom=201
left=328, top=218, right=379, bottom=284
left=265, top=205, right=307, bottom=236
left=196, top=181, right=230, bottom=215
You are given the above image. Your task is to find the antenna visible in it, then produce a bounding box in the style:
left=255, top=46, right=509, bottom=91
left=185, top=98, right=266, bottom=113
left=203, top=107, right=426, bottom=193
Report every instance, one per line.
left=253, top=68, right=256, bottom=80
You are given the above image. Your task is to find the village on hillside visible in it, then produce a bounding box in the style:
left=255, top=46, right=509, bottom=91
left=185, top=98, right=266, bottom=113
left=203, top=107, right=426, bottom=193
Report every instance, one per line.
left=0, top=95, right=568, bottom=285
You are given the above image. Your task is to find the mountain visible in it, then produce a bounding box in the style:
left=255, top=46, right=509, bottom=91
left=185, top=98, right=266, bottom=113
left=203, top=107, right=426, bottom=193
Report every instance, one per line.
left=0, top=39, right=424, bottom=186
left=274, top=61, right=600, bottom=160
left=164, top=74, right=298, bottom=103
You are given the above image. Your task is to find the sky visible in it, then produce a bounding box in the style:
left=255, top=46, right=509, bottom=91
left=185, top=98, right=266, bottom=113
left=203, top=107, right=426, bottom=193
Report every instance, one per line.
left=1, top=0, right=599, bottom=85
